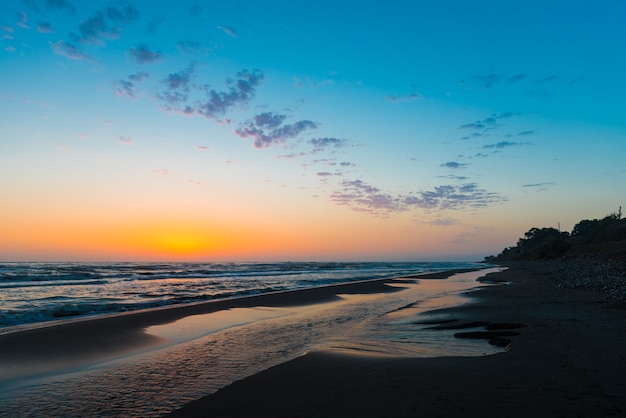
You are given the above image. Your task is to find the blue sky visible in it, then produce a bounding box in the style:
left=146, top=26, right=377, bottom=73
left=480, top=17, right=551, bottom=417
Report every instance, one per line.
left=1, top=0, right=625, bottom=261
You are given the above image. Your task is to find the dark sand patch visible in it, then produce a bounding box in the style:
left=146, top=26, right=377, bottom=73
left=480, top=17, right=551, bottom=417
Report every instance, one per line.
left=169, top=265, right=626, bottom=418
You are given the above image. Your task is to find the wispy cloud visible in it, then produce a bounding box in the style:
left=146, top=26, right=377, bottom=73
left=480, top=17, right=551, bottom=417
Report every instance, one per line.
left=114, top=72, right=148, bottom=98
left=154, top=68, right=264, bottom=120
left=308, top=137, right=347, bottom=153
left=197, top=69, right=264, bottom=119
left=483, top=141, right=530, bottom=149
left=459, top=112, right=518, bottom=132
left=219, top=26, right=237, bottom=38
left=440, top=161, right=469, bottom=169
left=330, top=179, right=403, bottom=215
left=71, top=3, right=139, bottom=45
left=508, top=74, right=527, bottom=83
left=518, top=130, right=536, bottom=136
left=16, top=11, right=29, bottom=29
left=428, top=217, right=458, bottom=226
left=234, top=112, right=317, bottom=148
left=524, top=89, right=551, bottom=99
left=37, top=22, right=55, bottom=33
left=460, top=132, right=487, bottom=140
left=404, top=183, right=505, bottom=211
left=118, top=136, right=133, bottom=145
left=386, top=92, right=421, bottom=103
left=522, top=182, right=553, bottom=188
left=474, top=73, right=501, bottom=89
left=156, top=65, right=195, bottom=107
left=44, top=0, right=76, bottom=14
left=177, top=39, right=204, bottom=54
left=128, top=44, right=162, bottom=64
left=146, top=17, right=163, bottom=34
left=330, top=179, right=505, bottom=215
left=49, top=2, right=138, bottom=61
left=535, top=75, right=557, bottom=84
left=51, top=40, right=92, bottom=61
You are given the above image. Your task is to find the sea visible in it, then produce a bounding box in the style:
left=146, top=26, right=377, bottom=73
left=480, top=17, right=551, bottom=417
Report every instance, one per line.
left=0, top=261, right=500, bottom=417
left=0, top=261, right=483, bottom=330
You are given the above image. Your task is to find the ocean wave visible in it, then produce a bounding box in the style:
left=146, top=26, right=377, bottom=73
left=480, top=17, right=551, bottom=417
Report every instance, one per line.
left=0, top=261, right=484, bottom=329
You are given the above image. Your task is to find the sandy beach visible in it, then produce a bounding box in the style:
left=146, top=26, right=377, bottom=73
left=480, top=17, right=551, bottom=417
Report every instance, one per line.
left=0, top=267, right=488, bottom=416
left=168, top=264, right=626, bottom=417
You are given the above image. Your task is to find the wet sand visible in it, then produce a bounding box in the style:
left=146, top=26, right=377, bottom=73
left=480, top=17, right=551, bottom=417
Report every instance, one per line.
left=169, top=265, right=626, bottom=417
left=0, top=269, right=472, bottom=389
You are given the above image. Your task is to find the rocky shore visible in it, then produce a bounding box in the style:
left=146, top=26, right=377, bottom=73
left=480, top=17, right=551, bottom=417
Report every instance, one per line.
left=502, top=252, right=626, bottom=302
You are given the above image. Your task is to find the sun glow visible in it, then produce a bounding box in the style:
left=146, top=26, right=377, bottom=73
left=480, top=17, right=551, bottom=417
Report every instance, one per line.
left=151, top=231, right=212, bottom=256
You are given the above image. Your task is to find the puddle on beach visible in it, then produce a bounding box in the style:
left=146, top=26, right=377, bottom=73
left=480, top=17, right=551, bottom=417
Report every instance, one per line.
left=0, top=267, right=507, bottom=418
left=145, top=306, right=291, bottom=345
left=319, top=267, right=507, bottom=357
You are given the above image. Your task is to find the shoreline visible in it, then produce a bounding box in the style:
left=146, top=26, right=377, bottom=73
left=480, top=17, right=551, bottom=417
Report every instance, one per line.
left=169, top=264, right=626, bottom=417
left=0, top=267, right=481, bottom=388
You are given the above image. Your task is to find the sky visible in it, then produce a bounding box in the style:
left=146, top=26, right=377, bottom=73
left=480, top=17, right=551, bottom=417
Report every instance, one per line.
left=1, top=0, right=625, bottom=262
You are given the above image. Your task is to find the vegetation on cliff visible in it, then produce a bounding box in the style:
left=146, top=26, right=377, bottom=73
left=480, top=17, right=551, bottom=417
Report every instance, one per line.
left=486, top=208, right=626, bottom=262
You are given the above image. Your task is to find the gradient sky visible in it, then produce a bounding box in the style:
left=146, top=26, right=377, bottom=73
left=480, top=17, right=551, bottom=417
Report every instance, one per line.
left=1, top=0, right=625, bottom=262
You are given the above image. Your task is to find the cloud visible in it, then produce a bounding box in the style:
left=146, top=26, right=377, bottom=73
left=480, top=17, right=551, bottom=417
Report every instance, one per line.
left=522, top=182, right=553, bottom=188
left=234, top=112, right=317, bottom=148
left=330, top=179, right=403, bottom=214
left=458, top=112, right=518, bottom=131
left=460, top=132, right=487, bottom=140
left=219, top=26, right=237, bottom=38
left=118, top=136, right=133, bottom=145
left=308, top=137, right=347, bottom=152
left=177, top=39, right=203, bottom=54
left=71, top=3, right=139, bottom=45
left=535, top=75, right=557, bottom=83
left=128, top=44, right=162, bottom=64
left=146, top=17, right=163, bottom=34
left=45, top=0, right=75, bottom=14
left=459, top=122, right=486, bottom=130
left=164, top=68, right=192, bottom=90
left=129, top=72, right=149, bottom=83
left=51, top=40, right=92, bottom=61
left=154, top=69, right=264, bottom=120
left=17, top=11, right=29, bottom=29
left=103, top=3, right=140, bottom=22
left=37, top=22, right=55, bottom=33
left=483, top=141, right=530, bottom=149
left=518, top=130, right=535, bottom=136
left=474, top=73, right=501, bottom=89
left=438, top=174, right=470, bottom=181
left=386, top=92, right=421, bottom=103
left=196, top=146, right=211, bottom=151
left=428, top=217, right=458, bottom=226
left=508, top=74, right=527, bottom=83
left=440, top=161, right=468, bottom=169
left=114, top=72, right=148, bottom=98
left=154, top=65, right=196, bottom=107
left=330, top=179, right=505, bottom=215
left=196, top=69, right=264, bottom=119
left=404, top=183, right=505, bottom=211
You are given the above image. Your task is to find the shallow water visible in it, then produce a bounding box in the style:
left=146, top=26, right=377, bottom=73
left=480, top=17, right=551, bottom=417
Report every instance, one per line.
left=0, top=261, right=482, bottom=328
left=0, top=268, right=504, bottom=417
